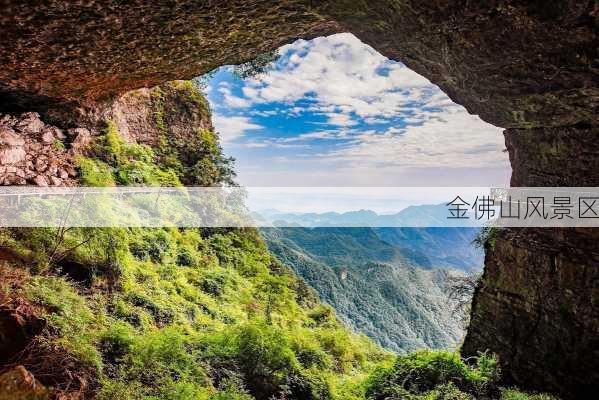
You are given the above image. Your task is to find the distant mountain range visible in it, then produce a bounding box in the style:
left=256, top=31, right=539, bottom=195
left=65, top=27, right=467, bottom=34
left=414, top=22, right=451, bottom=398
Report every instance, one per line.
left=261, top=225, right=481, bottom=352
left=257, top=205, right=484, bottom=271
left=253, top=203, right=479, bottom=228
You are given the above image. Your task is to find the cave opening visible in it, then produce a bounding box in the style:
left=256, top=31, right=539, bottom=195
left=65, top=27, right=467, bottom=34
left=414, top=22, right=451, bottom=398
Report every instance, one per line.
left=0, top=2, right=596, bottom=398
left=195, top=33, right=511, bottom=354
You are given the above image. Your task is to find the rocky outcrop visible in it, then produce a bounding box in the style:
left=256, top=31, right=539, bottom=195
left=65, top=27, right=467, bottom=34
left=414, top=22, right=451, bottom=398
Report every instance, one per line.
left=505, top=125, right=599, bottom=186
left=81, top=80, right=228, bottom=186
left=0, top=1, right=596, bottom=129
left=462, top=228, right=599, bottom=399
left=0, top=1, right=338, bottom=115
left=0, top=80, right=221, bottom=187
left=462, top=122, right=599, bottom=398
left=0, top=112, right=79, bottom=186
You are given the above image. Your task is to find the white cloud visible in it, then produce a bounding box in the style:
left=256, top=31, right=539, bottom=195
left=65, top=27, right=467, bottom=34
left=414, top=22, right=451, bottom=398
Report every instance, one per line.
left=326, top=112, right=357, bottom=126
left=218, top=86, right=250, bottom=108
left=212, top=114, right=262, bottom=143
left=233, top=33, right=434, bottom=119
left=364, top=117, right=389, bottom=125
left=295, top=131, right=339, bottom=140
left=208, top=33, right=510, bottom=186
left=320, top=107, right=506, bottom=169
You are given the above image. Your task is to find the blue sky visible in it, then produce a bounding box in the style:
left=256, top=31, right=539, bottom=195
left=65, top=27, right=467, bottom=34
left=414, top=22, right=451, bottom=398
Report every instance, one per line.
left=204, top=33, right=510, bottom=186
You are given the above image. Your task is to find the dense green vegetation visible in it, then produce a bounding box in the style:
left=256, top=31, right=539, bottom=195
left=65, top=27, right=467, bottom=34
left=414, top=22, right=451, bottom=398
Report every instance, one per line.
left=150, top=81, right=236, bottom=187
left=363, top=350, right=558, bottom=400
left=0, top=84, right=558, bottom=400
left=0, top=225, right=559, bottom=399
left=261, top=227, right=466, bottom=352
left=1, top=227, right=391, bottom=399
left=77, top=82, right=235, bottom=188
left=77, top=120, right=182, bottom=187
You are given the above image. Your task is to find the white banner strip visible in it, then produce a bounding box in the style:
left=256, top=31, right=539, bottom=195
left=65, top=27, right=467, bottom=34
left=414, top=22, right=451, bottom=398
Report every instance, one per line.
left=0, top=187, right=598, bottom=227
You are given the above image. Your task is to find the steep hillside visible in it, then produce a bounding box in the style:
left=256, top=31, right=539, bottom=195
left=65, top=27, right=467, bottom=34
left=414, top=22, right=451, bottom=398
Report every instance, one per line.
left=261, top=227, right=404, bottom=268
left=1, top=226, right=395, bottom=399
left=261, top=227, right=465, bottom=352
left=373, top=228, right=483, bottom=271
left=0, top=82, right=389, bottom=399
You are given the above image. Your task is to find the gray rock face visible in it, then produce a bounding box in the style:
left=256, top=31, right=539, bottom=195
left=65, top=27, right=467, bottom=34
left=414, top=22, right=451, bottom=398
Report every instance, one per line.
left=0, top=112, right=78, bottom=186
left=462, top=125, right=599, bottom=399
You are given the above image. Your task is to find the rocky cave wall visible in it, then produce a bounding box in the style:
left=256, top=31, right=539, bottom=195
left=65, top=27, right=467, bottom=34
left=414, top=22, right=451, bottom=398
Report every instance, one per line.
left=0, top=1, right=597, bottom=398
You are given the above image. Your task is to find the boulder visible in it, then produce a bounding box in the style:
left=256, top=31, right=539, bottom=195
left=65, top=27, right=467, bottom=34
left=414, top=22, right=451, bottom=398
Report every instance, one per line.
left=0, top=147, right=26, bottom=165
left=33, top=175, right=48, bottom=187
left=69, top=128, right=92, bottom=153
left=49, top=176, right=62, bottom=186
left=0, top=365, right=50, bottom=400
left=41, top=129, right=54, bottom=144
left=15, top=112, right=44, bottom=134
left=0, top=128, right=25, bottom=147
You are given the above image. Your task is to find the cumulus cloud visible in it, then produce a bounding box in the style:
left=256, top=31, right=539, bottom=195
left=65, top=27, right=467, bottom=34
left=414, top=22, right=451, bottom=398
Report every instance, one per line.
left=207, top=33, right=510, bottom=186
left=320, top=108, right=506, bottom=169
left=212, top=114, right=262, bottom=143
left=326, top=112, right=358, bottom=127
left=218, top=86, right=251, bottom=108
left=228, top=33, right=434, bottom=119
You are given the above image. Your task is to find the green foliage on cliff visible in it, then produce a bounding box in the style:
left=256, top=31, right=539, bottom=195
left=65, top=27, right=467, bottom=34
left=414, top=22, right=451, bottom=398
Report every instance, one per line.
left=500, top=390, right=558, bottom=400
left=150, top=81, right=236, bottom=186
left=362, top=350, right=555, bottom=400
left=364, top=350, right=498, bottom=399
left=77, top=120, right=182, bottom=187
left=3, top=227, right=390, bottom=400
left=472, top=227, right=500, bottom=251
left=77, top=81, right=235, bottom=187
left=231, top=50, right=280, bottom=80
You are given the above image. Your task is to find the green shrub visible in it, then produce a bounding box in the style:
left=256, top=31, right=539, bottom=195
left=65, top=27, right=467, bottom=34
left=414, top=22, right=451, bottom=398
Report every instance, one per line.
left=23, top=275, right=103, bottom=370
left=500, top=389, right=559, bottom=400
left=53, top=138, right=66, bottom=150
left=79, top=120, right=182, bottom=187
left=77, top=156, right=115, bottom=186
left=364, top=350, right=497, bottom=399
left=210, top=390, right=253, bottom=400
left=126, top=328, right=207, bottom=393
left=200, top=271, right=228, bottom=297
left=472, top=227, right=500, bottom=250
left=176, top=247, right=198, bottom=267
left=99, top=321, right=136, bottom=363
left=129, top=229, right=176, bottom=263
left=234, top=322, right=299, bottom=381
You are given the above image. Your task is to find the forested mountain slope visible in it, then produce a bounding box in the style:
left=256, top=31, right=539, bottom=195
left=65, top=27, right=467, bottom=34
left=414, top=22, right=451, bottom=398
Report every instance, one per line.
left=259, top=209, right=483, bottom=271
left=261, top=227, right=465, bottom=352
